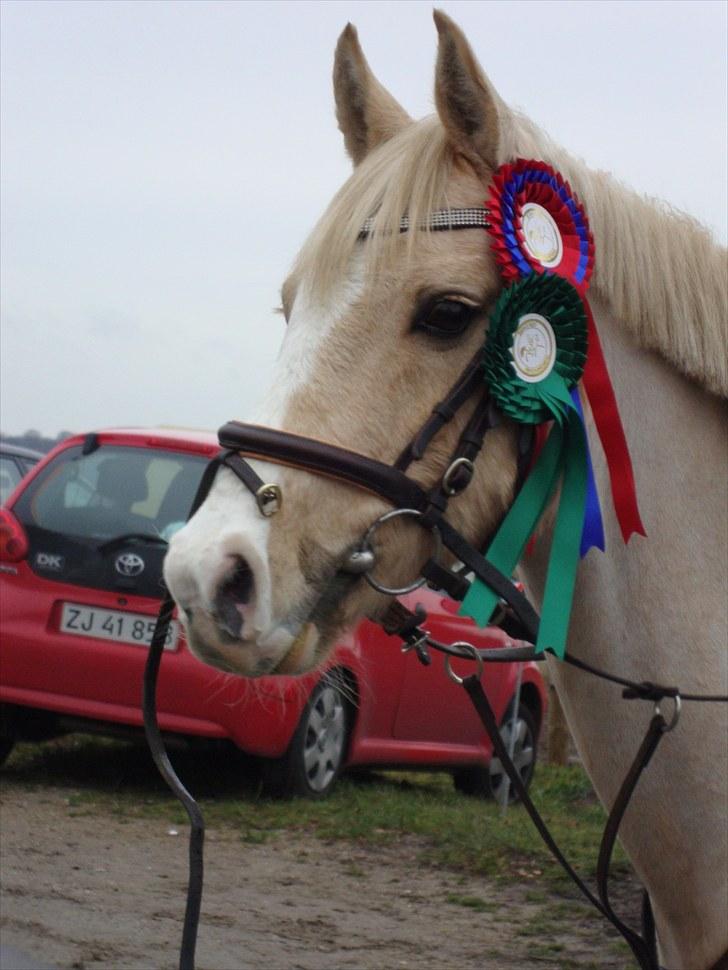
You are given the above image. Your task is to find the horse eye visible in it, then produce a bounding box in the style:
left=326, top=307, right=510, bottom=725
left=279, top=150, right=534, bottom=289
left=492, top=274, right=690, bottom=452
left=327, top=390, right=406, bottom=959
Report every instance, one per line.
left=413, top=298, right=478, bottom=339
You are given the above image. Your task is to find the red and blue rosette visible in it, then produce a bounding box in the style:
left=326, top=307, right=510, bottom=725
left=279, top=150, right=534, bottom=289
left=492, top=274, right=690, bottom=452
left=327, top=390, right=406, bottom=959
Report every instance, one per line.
left=487, top=159, right=594, bottom=290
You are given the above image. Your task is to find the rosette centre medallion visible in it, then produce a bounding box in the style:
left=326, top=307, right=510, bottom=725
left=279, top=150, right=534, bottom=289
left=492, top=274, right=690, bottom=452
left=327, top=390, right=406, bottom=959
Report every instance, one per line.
left=512, top=314, right=557, bottom=383
left=520, top=203, right=563, bottom=267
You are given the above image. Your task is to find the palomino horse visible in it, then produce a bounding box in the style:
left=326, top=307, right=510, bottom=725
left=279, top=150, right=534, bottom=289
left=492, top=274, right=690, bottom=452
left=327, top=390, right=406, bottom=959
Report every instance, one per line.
left=164, top=12, right=727, bottom=968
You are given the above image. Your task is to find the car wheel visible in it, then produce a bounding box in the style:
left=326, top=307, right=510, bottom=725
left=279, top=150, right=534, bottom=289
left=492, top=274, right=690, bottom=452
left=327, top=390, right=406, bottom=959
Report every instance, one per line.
left=263, top=671, right=351, bottom=799
left=453, top=702, right=537, bottom=803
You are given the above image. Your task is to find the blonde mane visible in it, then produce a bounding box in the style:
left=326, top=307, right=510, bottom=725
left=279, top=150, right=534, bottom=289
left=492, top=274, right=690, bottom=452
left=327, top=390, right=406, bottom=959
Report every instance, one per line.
left=296, top=110, right=728, bottom=397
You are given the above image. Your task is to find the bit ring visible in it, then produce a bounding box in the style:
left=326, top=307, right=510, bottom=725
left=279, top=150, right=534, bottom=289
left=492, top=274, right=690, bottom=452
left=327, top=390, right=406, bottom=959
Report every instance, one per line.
left=361, top=508, right=442, bottom=596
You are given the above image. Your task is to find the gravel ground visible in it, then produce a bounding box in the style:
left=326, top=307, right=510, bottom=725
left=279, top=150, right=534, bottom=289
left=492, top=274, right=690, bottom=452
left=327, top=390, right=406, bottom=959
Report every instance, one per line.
left=0, top=780, right=637, bottom=970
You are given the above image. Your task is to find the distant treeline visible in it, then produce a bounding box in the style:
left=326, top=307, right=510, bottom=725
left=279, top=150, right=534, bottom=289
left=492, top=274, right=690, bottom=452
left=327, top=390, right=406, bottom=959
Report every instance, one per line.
left=0, top=431, right=75, bottom=454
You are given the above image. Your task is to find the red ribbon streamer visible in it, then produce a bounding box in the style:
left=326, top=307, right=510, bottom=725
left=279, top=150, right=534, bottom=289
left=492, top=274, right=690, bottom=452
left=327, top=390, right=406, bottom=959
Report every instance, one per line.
left=582, top=302, right=646, bottom=542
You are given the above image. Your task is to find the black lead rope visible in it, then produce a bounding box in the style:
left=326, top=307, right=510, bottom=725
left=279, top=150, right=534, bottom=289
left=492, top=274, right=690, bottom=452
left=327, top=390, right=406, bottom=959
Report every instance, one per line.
left=141, top=454, right=232, bottom=970
left=461, top=674, right=668, bottom=970
left=143, top=592, right=204, bottom=970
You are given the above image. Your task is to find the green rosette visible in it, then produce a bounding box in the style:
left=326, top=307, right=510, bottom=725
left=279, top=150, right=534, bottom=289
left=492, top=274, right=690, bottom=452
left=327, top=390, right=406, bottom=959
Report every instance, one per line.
left=460, top=274, right=589, bottom=659
left=484, top=273, right=587, bottom=423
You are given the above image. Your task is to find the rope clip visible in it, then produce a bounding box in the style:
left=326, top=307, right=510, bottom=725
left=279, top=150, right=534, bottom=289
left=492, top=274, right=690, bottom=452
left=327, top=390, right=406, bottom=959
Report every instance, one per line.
left=655, top=693, right=681, bottom=733
left=444, top=642, right=484, bottom=685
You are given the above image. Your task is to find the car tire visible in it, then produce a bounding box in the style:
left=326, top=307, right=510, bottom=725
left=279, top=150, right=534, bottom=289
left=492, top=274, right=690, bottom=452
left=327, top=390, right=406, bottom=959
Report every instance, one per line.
left=262, top=671, right=351, bottom=799
left=453, top=702, right=537, bottom=803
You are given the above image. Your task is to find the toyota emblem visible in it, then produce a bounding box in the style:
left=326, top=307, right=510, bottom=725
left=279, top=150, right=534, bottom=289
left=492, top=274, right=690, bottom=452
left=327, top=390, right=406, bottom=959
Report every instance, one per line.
left=115, top=552, right=145, bottom=577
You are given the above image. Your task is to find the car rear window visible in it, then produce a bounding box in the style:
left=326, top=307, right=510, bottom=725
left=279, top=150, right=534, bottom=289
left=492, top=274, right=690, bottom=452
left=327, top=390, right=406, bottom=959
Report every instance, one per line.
left=13, top=444, right=208, bottom=541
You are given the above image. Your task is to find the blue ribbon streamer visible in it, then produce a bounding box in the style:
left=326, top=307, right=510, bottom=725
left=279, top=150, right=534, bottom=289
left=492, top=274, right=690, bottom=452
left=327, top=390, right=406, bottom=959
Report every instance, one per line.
left=570, top=386, right=605, bottom=556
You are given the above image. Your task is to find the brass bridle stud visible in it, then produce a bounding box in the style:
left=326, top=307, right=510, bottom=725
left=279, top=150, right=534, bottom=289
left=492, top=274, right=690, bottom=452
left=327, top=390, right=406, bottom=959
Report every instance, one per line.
left=255, top=483, right=282, bottom=517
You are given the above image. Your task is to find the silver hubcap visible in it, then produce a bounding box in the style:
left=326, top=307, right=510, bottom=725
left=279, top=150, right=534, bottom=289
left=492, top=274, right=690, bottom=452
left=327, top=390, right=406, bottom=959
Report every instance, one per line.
left=489, top=715, right=534, bottom=802
left=303, top=684, right=346, bottom=792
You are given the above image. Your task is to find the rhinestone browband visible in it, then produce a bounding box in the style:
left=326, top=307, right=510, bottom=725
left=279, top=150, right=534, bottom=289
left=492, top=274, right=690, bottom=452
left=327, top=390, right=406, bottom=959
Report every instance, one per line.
left=360, top=207, right=490, bottom=237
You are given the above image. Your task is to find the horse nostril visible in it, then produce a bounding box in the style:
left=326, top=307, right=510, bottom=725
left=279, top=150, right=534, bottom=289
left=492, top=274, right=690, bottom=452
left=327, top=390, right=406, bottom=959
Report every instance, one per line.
left=224, top=557, right=254, bottom=605
left=214, top=556, right=254, bottom=640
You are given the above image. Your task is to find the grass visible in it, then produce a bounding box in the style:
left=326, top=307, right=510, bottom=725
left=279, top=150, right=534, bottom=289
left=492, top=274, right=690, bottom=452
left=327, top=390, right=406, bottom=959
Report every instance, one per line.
left=1, top=733, right=629, bottom=888
left=445, top=892, right=499, bottom=912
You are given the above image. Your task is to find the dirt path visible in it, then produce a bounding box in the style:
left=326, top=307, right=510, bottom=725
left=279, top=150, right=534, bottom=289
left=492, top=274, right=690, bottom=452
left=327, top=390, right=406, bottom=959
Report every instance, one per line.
left=0, top=784, right=633, bottom=970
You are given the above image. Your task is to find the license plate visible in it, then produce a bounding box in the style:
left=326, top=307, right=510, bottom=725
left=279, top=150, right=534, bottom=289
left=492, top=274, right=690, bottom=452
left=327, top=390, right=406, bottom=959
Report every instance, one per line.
left=60, top=603, right=179, bottom=651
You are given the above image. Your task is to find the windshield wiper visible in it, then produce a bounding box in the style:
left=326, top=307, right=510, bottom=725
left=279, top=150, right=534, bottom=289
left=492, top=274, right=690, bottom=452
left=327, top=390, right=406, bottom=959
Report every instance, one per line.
left=98, top=532, right=169, bottom=552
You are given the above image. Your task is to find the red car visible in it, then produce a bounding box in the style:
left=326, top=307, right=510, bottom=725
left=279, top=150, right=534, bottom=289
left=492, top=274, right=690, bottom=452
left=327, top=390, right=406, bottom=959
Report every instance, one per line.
left=0, top=428, right=546, bottom=797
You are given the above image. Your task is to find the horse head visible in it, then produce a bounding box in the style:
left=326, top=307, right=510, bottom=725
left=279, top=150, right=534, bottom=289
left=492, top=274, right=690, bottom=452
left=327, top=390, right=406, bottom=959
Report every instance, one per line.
left=164, top=12, right=521, bottom=676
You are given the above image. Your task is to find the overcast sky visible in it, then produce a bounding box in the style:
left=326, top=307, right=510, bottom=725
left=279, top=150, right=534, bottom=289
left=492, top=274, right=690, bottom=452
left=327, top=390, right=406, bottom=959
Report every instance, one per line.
left=1, top=0, right=726, bottom=437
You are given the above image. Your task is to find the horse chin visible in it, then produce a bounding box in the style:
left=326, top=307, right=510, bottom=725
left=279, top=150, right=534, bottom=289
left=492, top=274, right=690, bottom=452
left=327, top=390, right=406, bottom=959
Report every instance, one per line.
left=268, top=574, right=376, bottom=676
left=270, top=622, right=323, bottom=674
left=181, top=611, right=297, bottom=678
left=266, top=568, right=380, bottom=676
left=182, top=568, right=384, bottom=678
left=180, top=589, right=343, bottom=679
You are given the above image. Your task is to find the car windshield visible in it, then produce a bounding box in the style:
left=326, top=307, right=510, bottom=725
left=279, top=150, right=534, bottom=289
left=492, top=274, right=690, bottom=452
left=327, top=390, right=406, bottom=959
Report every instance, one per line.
left=14, top=444, right=208, bottom=542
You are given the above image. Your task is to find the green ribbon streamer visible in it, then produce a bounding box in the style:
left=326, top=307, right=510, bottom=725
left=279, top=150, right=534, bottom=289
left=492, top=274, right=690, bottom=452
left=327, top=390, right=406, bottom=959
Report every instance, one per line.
left=460, top=371, right=588, bottom=658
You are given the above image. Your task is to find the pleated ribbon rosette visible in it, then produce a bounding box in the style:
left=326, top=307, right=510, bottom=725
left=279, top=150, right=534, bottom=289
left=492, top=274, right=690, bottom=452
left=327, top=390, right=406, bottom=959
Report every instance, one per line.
left=488, top=159, right=595, bottom=289
left=459, top=160, right=645, bottom=659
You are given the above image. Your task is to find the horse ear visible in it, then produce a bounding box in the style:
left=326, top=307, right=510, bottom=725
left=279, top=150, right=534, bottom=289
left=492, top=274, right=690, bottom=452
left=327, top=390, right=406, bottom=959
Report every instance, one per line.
left=334, top=23, right=411, bottom=166
left=433, top=10, right=501, bottom=174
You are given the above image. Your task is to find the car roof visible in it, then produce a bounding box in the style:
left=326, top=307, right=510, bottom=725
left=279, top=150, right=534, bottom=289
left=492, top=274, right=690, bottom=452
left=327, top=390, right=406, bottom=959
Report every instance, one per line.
left=56, top=427, right=221, bottom=458
left=0, top=443, right=45, bottom=461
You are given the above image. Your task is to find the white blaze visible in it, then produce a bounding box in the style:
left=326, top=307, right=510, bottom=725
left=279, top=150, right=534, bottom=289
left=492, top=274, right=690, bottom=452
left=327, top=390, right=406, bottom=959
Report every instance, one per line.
left=163, top=260, right=364, bottom=651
